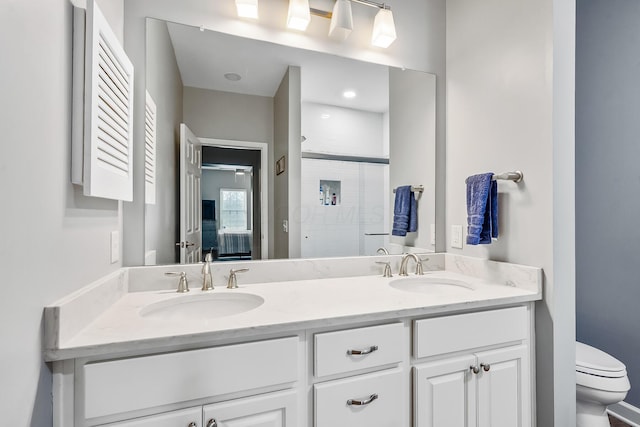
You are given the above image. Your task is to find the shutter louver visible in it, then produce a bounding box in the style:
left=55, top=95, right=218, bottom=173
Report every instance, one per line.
left=145, top=91, right=157, bottom=205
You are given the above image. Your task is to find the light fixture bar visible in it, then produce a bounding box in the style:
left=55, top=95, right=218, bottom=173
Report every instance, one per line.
left=310, top=8, right=332, bottom=19
left=349, top=0, right=391, bottom=10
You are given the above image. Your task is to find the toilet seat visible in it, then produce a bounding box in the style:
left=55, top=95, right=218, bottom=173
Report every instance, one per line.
left=576, top=342, right=627, bottom=378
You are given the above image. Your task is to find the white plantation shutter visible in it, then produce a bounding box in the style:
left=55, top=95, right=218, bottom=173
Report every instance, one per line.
left=72, top=0, right=134, bottom=201
left=145, top=91, right=157, bottom=205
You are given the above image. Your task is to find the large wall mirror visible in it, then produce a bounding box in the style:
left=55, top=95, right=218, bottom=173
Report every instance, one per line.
left=142, top=18, right=436, bottom=265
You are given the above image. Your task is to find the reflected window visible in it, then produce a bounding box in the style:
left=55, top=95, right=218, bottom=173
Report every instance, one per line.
left=220, top=189, right=248, bottom=231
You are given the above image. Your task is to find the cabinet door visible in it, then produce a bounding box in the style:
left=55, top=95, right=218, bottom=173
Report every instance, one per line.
left=104, top=407, right=201, bottom=426
left=476, top=345, right=530, bottom=427
left=202, top=390, right=297, bottom=427
left=414, top=355, right=477, bottom=427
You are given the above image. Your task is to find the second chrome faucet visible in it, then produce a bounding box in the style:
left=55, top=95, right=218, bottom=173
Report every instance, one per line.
left=399, top=253, right=425, bottom=276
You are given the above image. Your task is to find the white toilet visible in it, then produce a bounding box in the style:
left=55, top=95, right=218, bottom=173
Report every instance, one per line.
left=576, top=341, right=631, bottom=427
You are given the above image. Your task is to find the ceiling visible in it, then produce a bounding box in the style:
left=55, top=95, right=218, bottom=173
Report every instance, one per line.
left=166, top=21, right=390, bottom=113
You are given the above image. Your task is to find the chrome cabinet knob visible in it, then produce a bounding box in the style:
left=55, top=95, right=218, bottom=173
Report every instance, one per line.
left=206, top=419, right=217, bottom=427
left=470, top=365, right=480, bottom=374
left=481, top=363, right=491, bottom=372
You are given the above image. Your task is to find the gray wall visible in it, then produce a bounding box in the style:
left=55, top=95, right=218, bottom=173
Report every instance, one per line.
left=389, top=69, right=437, bottom=250
left=576, top=0, right=640, bottom=408
left=183, top=87, right=273, bottom=143
left=0, top=0, right=123, bottom=424
left=145, top=18, right=183, bottom=265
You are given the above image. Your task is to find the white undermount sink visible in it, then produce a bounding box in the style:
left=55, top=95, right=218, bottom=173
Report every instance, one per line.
left=389, top=276, right=475, bottom=294
left=140, top=292, right=264, bottom=321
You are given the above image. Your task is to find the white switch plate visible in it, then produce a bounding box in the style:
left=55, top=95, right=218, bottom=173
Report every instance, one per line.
left=451, top=225, right=463, bottom=249
left=110, top=231, right=119, bottom=264
left=430, top=224, right=436, bottom=245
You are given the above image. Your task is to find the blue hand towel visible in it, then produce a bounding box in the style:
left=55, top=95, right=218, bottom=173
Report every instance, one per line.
left=466, top=173, right=498, bottom=245
left=392, top=186, right=417, bottom=236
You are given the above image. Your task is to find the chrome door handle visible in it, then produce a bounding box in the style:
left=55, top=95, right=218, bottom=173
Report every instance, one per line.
left=347, top=393, right=378, bottom=406
left=347, top=345, right=378, bottom=355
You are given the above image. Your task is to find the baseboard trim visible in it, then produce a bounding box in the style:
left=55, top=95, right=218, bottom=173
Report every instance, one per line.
left=609, top=402, right=640, bottom=426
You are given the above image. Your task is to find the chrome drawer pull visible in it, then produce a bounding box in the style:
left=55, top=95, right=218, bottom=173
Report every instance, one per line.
left=347, top=345, right=379, bottom=355
left=347, top=393, right=378, bottom=406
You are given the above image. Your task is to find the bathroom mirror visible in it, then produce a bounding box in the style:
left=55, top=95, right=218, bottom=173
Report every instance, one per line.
left=141, top=18, right=436, bottom=265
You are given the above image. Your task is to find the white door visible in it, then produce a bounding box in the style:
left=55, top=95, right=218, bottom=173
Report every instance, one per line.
left=476, top=345, right=530, bottom=427
left=414, top=355, right=477, bottom=427
left=202, top=390, right=297, bottom=426
left=179, top=123, right=202, bottom=264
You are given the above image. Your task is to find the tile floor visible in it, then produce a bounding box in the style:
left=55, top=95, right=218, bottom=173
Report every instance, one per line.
left=609, top=414, right=633, bottom=427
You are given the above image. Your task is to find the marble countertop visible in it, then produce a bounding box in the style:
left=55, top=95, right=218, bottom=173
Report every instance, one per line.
left=44, top=255, right=542, bottom=361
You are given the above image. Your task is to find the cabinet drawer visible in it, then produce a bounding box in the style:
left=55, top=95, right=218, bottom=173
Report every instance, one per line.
left=84, top=337, right=298, bottom=419
left=314, top=323, right=404, bottom=377
left=314, top=368, right=404, bottom=426
left=103, top=406, right=201, bottom=426
left=414, top=306, right=528, bottom=359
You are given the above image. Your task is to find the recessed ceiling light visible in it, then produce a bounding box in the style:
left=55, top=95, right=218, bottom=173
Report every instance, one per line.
left=343, top=90, right=356, bottom=99
left=224, top=73, right=242, bottom=81
left=321, top=113, right=331, bottom=119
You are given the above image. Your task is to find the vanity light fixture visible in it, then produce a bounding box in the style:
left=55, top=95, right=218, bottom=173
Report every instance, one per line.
left=235, top=0, right=259, bottom=19
left=371, top=7, right=396, bottom=48
left=329, top=0, right=353, bottom=40
left=287, top=0, right=311, bottom=31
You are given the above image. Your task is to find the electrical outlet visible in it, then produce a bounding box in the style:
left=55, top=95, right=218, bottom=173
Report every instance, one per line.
left=451, top=225, right=463, bottom=249
left=430, top=224, right=436, bottom=245
left=110, top=231, right=119, bottom=263
left=282, top=220, right=288, bottom=233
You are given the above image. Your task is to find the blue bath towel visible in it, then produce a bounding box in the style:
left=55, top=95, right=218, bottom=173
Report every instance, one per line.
left=466, top=173, right=498, bottom=245
left=392, top=186, right=417, bottom=236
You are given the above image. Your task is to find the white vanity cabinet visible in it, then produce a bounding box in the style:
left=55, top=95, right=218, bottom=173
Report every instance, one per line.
left=312, top=323, right=407, bottom=426
left=77, top=337, right=300, bottom=426
left=412, top=306, right=532, bottom=427
left=103, top=407, right=201, bottom=426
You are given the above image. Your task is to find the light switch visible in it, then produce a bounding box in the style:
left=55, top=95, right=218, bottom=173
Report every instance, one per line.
left=451, top=225, right=463, bottom=249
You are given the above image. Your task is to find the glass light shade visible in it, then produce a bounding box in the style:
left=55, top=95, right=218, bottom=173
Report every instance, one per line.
left=235, top=0, right=258, bottom=19
left=287, top=0, right=311, bottom=31
left=371, top=8, right=397, bottom=48
left=329, top=0, right=353, bottom=40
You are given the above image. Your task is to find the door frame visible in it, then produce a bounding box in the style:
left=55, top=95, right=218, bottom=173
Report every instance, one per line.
left=200, top=138, right=269, bottom=260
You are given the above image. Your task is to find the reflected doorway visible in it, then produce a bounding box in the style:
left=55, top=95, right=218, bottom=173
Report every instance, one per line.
left=201, top=145, right=263, bottom=261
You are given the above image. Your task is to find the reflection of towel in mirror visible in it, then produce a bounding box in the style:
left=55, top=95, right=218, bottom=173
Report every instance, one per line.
left=392, top=186, right=417, bottom=236
left=466, top=173, right=498, bottom=245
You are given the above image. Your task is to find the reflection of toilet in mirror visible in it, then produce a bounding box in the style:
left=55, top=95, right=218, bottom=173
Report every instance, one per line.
left=575, top=342, right=630, bottom=427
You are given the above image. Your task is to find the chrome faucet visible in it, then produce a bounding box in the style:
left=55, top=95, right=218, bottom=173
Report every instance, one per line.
left=227, top=268, right=249, bottom=289
left=375, top=261, right=393, bottom=277
left=201, top=252, right=214, bottom=291
left=376, top=247, right=390, bottom=255
left=399, top=253, right=424, bottom=276
left=165, top=271, right=189, bottom=293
